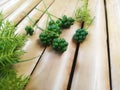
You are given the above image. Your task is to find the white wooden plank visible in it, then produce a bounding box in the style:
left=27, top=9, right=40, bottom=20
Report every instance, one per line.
left=6, top=0, right=42, bottom=23
left=16, top=0, right=54, bottom=34
left=0, top=0, right=10, bottom=7
left=106, top=0, right=120, bottom=90
left=0, top=0, right=26, bottom=18
left=71, top=0, right=110, bottom=90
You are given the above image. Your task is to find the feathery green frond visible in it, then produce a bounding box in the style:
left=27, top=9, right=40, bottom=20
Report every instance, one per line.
left=0, top=20, right=27, bottom=66
left=0, top=72, right=29, bottom=90
left=0, top=13, right=3, bottom=26
left=74, top=0, right=91, bottom=25
left=0, top=65, right=16, bottom=78
left=0, top=13, right=29, bottom=90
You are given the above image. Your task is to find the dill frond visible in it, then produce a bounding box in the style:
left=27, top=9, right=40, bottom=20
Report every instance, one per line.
left=0, top=13, right=3, bottom=26
left=0, top=65, right=16, bottom=78
left=0, top=13, right=29, bottom=90
left=0, top=72, right=29, bottom=90
left=74, top=0, right=92, bottom=25
left=0, top=21, right=27, bottom=67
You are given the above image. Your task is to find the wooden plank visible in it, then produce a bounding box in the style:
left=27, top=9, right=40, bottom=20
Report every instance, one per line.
left=106, top=0, right=120, bottom=89
left=0, top=0, right=10, bottom=7
left=14, top=0, right=54, bottom=76
left=15, top=0, right=54, bottom=34
left=71, top=0, right=110, bottom=90
left=6, top=0, right=42, bottom=24
left=0, top=0, right=25, bottom=18
left=25, top=0, right=79, bottom=90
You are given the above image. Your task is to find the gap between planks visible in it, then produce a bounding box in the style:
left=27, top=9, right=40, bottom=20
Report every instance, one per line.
left=67, top=22, right=84, bottom=90
left=104, top=0, right=112, bottom=90
left=15, top=0, right=43, bottom=26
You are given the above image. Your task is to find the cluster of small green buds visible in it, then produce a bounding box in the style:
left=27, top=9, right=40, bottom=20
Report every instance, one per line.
left=47, top=20, right=62, bottom=34
left=73, top=28, right=88, bottom=43
left=56, top=15, right=74, bottom=28
left=25, top=26, right=34, bottom=36
left=52, top=38, right=68, bottom=52
left=39, top=30, right=59, bottom=46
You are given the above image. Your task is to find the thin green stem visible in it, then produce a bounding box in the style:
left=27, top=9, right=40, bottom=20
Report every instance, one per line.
left=72, top=0, right=80, bottom=17
left=35, top=8, right=59, bottom=19
left=84, top=0, right=88, bottom=8
left=46, top=30, right=60, bottom=37
left=42, top=0, right=53, bottom=20
left=18, top=55, right=40, bottom=63
left=27, top=15, right=59, bottom=36
left=26, top=15, right=44, bottom=31
left=86, top=16, right=95, bottom=31
left=46, top=15, right=49, bottom=29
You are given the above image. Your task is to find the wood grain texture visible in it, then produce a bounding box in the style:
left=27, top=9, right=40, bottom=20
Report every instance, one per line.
left=25, top=0, right=79, bottom=90
left=0, top=0, right=10, bottom=7
left=16, top=0, right=54, bottom=34
left=71, top=0, right=110, bottom=90
left=0, top=0, right=115, bottom=89
left=6, top=0, right=42, bottom=24
left=0, top=0, right=25, bottom=18
left=106, top=0, right=120, bottom=90
left=14, top=0, right=54, bottom=76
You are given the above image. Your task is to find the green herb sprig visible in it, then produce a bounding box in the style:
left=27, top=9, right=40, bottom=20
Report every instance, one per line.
left=73, top=0, right=95, bottom=43
left=0, top=13, right=29, bottom=90
left=0, top=21, right=27, bottom=67
left=73, top=17, right=95, bottom=43
left=0, top=71, right=29, bottom=90
left=26, top=0, right=76, bottom=52
left=74, top=0, right=91, bottom=25
left=25, top=26, right=34, bottom=36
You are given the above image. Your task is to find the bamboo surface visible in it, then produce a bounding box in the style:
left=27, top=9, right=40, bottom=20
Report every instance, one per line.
left=1, top=0, right=120, bottom=90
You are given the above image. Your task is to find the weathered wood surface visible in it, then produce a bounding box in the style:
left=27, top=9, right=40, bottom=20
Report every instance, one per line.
left=0, top=0, right=26, bottom=18
left=106, top=0, right=120, bottom=90
left=0, top=0, right=10, bottom=7
left=1, top=0, right=120, bottom=90
left=71, top=0, right=110, bottom=90
left=6, top=0, right=42, bottom=23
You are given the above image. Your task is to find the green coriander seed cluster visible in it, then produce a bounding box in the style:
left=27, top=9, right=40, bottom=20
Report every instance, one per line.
left=73, top=28, right=88, bottom=43
left=25, top=26, right=34, bottom=36
left=39, top=15, right=74, bottom=52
